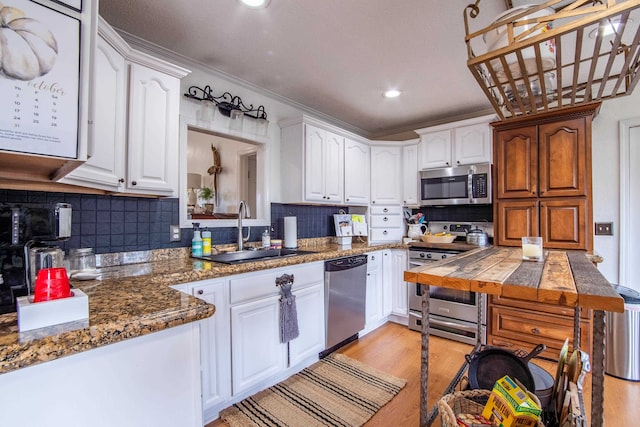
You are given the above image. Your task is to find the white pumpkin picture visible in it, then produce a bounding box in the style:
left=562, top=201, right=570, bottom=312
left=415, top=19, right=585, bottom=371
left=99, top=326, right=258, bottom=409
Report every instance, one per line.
left=0, top=1, right=58, bottom=81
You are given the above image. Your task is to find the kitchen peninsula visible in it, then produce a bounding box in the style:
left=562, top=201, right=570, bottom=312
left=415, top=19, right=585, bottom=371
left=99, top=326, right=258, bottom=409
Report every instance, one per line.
left=0, top=239, right=404, bottom=426
left=404, top=246, right=624, bottom=427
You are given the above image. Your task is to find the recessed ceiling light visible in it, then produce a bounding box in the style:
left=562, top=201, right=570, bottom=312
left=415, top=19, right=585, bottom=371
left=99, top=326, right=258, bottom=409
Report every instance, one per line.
left=383, top=89, right=402, bottom=98
left=238, top=0, right=271, bottom=9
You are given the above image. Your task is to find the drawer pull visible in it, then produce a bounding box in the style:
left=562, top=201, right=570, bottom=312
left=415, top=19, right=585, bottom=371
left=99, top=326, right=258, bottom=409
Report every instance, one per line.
left=197, top=289, right=204, bottom=295
left=493, top=340, right=514, bottom=348
left=383, top=208, right=388, bottom=212
left=383, top=217, right=388, bottom=221
left=383, top=230, right=388, bottom=235
left=531, top=327, right=540, bottom=335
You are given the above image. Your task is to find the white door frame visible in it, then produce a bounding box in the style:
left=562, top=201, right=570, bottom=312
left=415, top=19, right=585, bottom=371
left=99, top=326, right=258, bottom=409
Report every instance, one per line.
left=619, top=117, right=640, bottom=286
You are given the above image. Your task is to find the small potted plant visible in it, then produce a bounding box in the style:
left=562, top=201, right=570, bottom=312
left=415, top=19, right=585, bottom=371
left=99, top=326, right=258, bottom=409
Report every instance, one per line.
left=199, top=186, right=215, bottom=214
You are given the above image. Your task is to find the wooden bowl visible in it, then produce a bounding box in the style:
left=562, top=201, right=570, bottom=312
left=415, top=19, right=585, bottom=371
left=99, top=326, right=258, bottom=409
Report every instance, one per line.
left=420, top=234, right=456, bottom=243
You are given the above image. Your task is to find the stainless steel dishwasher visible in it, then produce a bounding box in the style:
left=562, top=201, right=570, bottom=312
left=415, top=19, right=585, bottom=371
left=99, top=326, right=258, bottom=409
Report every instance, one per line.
left=321, top=254, right=368, bottom=357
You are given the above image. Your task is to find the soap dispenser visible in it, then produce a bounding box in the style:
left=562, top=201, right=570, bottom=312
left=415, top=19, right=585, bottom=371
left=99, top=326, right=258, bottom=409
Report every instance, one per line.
left=192, top=223, right=203, bottom=257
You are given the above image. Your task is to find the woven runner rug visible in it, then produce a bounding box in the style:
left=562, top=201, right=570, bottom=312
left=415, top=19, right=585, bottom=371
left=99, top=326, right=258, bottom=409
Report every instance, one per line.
left=220, top=353, right=407, bottom=427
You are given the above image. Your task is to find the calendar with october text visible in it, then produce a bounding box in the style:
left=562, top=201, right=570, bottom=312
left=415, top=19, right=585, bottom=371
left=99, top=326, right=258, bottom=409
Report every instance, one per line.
left=0, top=0, right=81, bottom=159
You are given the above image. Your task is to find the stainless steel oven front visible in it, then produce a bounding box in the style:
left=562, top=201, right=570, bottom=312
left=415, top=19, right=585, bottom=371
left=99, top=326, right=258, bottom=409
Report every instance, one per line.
left=408, top=247, right=486, bottom=345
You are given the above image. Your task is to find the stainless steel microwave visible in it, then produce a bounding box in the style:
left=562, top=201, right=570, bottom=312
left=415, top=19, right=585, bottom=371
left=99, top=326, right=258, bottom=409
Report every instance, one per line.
left=419, top=163, right=492, bottom=206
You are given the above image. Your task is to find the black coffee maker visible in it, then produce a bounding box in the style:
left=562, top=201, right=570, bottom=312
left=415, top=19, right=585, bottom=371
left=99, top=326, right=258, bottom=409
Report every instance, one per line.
left=0, top=202, right=72, bottom=314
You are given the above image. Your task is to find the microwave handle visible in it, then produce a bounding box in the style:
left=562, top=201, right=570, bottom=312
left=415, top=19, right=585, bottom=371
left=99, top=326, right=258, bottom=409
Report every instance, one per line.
left=468, top=167, right=473, bottom=204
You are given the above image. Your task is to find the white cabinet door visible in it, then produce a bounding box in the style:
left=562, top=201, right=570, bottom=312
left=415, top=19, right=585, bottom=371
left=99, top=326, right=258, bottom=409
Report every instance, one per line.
left=323, top=131, right=344, bottom=203
left=390, top=249, right=408, bottom=316
left=402, top=144, right=419, bottom=205
left=371, top=146, right=402, bottom=205
left=61, top=34, right=126, bottom=190
left=127, top=62, right=181, bottom=195
left=344, top=138, right=370, bottom=205
left=288, top=283, right=325, bottom=367
left=382, top=250, right=393, bottom=317
left=453, top=123, right=492, bottom=165
left=419, top=130, right=452, bottom=169
left=190, top=280, right=230, bottom=415
left=304, top=125, right=344, bottom=203
left=231, top=295, right=287, bottom=396
left=364, top=251, right=384, bottom=332
left=304, top=124, right=325, bottom=202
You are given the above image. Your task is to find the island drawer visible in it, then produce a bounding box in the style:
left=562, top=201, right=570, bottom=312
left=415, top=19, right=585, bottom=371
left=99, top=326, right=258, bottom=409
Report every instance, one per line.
left=489, top=304, right=592, bottom=359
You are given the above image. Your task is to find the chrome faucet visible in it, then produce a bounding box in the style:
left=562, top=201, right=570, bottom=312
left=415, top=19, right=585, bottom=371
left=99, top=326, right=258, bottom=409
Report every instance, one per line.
left=237, top=200, right=251, bottom=251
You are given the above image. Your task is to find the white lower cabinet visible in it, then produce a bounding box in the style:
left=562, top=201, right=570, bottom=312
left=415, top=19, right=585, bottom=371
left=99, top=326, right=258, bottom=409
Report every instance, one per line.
left=188, top=279, right=231, bottom=421
left=229, top=262, right=325, bottom=397
left=363, top=251, right=384, bottom=334
left=390, top=249, right=409, bottom=317
left=231, top=295, right=287, bottom=394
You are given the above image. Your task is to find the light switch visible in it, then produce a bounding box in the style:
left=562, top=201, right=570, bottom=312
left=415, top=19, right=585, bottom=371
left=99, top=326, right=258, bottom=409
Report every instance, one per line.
left=595, top=222, right=613, bottom=236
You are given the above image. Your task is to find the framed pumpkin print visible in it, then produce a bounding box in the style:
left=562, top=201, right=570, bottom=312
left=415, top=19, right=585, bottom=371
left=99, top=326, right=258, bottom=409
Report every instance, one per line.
left=51, top=0, right=82, bottom=12
left=0, top=0, right=81, bottom=158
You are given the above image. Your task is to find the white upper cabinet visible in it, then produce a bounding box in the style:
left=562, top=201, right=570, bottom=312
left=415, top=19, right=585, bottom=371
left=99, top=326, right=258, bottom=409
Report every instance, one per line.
left=281, top=117, right=373, bottom=205
left=418, top=130, right=452, bottom=169
left=416, top=115, right=495, bottom=170
left=344, top=138, right=370, bottom=205
left=370, top=145, right=402, bottom=205
left=60, top=17, right=189, bottom=196
left=302, top=123, right=344, bottom=203
left=401, top=143, right=419, bottom=206
left=453, top=123, right=493, bottom=166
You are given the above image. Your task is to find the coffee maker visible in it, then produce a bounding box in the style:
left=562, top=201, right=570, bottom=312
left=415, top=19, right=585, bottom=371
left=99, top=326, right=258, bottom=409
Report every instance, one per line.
left=0, top=202, right=72, bottom=314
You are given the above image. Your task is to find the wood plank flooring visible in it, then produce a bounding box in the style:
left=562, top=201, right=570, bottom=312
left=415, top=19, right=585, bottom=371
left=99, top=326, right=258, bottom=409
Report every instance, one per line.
left=207, top=322, right=640, bottom=426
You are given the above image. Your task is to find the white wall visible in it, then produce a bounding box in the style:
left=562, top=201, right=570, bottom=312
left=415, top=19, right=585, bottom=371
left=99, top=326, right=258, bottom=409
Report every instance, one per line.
left=591, top=88, right=640, bottom=286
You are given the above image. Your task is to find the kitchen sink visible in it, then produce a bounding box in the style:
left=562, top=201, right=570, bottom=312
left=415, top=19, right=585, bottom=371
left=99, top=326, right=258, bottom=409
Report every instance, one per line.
left=193, top=248, right=316, bottom=264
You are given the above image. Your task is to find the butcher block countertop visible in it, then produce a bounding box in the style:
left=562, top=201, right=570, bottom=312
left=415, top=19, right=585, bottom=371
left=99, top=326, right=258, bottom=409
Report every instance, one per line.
left=404, top=245, right=623, bottom=427
left=0, top=240, right=404, bottom=375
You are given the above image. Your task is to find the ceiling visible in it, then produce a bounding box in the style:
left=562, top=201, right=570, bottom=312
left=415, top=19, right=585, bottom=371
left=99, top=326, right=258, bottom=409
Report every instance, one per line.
left=99, top=0, right=514, bottom=139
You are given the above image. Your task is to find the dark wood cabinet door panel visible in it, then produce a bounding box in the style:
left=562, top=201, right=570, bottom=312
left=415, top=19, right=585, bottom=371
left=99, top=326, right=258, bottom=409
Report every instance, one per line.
left=496, top=200, right=539, bottom=246
left=538, top=118, right=587, bottom=198
left=540, top=199, right=587, bottom=249
left=495, top=126, right=537, bottom=199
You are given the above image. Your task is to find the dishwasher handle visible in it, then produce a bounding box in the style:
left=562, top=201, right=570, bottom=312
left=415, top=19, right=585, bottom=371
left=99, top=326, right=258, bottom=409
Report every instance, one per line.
left=325, top=255, right=368, bottom=272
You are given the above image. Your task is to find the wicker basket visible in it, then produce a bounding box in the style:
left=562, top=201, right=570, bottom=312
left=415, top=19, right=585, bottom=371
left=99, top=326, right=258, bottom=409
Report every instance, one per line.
left=438, top=389, right=545, bottom=427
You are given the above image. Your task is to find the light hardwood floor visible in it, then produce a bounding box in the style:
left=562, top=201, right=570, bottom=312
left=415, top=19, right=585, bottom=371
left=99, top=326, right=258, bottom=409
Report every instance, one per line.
left=207, top=322, right=640, bottom=426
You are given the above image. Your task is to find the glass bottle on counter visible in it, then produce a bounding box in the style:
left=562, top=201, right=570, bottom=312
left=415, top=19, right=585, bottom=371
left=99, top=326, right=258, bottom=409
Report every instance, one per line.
left=262, top=228, right=271, bottom=249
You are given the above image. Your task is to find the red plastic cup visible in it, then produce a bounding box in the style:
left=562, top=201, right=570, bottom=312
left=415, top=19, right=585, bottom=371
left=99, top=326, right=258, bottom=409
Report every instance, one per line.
left=34, top=268, right=71, bottom=303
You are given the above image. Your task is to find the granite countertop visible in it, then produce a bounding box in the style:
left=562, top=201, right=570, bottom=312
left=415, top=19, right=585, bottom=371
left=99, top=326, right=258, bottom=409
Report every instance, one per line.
left=0, top=239, right=405, bottom=375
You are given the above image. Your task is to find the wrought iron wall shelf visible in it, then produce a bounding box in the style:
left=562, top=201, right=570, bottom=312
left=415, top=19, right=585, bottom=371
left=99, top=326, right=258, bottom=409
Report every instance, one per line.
left=184, top=85, right=268, bottom=120
left=464, top=0, right=640, bottom=120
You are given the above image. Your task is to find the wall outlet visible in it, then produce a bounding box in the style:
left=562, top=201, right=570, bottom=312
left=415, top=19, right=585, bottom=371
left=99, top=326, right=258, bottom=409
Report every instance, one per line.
left=595, top=222, right=614, bottom=236
left=170, top=225, right=181, bottom=242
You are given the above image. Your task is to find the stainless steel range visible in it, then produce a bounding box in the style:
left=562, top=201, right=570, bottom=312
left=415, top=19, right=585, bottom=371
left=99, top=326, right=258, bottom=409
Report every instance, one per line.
left=407, top=221, right=491, bottom=345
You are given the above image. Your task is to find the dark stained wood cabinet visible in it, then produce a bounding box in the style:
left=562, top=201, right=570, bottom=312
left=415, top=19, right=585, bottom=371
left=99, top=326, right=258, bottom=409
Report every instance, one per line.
left=490, top=103, right=599, bottom=357
left=488, top=295, right=592, bottom=360
left=493, top=104, right=598, bottom=251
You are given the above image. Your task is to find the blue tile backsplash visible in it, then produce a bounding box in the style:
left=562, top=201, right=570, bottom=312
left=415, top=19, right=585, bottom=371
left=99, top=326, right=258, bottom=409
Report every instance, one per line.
left=0, top=190, right=348, bottom=254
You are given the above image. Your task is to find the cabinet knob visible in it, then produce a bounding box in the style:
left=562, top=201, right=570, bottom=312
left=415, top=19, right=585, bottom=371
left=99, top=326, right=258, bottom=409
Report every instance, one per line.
left=197, top=289, right=204, bottom=295
left=383, top=217, right=388, bottom=221
left=531, top=327, right=540, bottom=335
left=372, top=200, right=376, bottom=204
left=456, top=160, right=460, bottom=164
left=383, top=208, right=388, bottom=212
left=371, top=255, right=375, bottom=260
left=383, top=230, right=388, bottom=235
left=346, top=198, right=349, bottom=202
left=131, top=181, right=137, bottom=186
left=446, top=162, right=450, bottom=166
left=118, top=178, right=125, bottom=183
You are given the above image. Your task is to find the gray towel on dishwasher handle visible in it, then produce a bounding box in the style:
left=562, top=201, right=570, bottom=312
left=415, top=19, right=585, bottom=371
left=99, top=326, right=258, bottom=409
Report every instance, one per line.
left=279, top=282, right=299, bottom=343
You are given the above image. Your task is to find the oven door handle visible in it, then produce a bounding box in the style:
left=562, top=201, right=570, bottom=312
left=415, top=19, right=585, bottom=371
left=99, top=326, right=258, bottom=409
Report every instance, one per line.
left=429, top=317, right=478, bottom=333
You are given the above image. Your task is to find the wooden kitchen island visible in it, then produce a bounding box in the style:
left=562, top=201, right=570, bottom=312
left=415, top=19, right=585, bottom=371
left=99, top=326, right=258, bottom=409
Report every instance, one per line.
left=404, top=246, right=624, bottom=427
